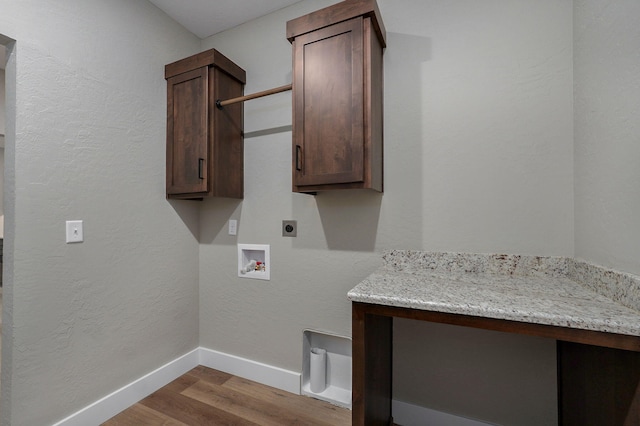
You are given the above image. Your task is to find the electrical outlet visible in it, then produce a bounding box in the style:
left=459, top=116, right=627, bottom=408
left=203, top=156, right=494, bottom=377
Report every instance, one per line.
left=282, top=220, right=297, bottom=237
left=229, top=219, right=238, bottom=236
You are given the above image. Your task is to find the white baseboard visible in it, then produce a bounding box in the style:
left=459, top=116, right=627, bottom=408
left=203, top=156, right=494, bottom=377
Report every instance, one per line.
left=56, top=347, right=496, bottom=426
left=199, top=347, right=301, bottom=395
left=393, top=399, right=497, bottom=426
left=52, top=348, right=200, bottom=426
left=52, top=347, right=301, bottom=426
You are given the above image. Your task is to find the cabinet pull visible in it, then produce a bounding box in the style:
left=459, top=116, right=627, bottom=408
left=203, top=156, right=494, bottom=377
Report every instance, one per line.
left=198, top=158, right=205, bottom=179
left=295, top=146, right=302, bottom=171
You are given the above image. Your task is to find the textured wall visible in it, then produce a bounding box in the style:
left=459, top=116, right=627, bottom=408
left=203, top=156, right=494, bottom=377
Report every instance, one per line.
left=199, top=0, right=572, bottom=423
left=0, top=66, right=5, bottom=135
left=0, top=147, right=4, bottom=224
left=574, top=0, right=640, bottom=276
left=0, top=1, right=201, bottom=425
left=1, top=66, right=5, bottom=223
left=0, top=0, right=593, bottom=423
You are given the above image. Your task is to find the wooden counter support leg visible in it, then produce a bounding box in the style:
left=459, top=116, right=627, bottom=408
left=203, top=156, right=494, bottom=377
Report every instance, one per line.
left=353, top=302, right=393, bottom=425
left=558, top=341, right=640, bottom=425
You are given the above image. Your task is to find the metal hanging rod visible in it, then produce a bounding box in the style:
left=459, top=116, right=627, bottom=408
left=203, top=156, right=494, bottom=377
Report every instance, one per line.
left=216, top=84, right=292, bottom=109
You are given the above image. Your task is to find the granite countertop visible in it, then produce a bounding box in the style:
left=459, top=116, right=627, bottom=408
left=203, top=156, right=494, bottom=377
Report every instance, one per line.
left=347, top=250, right=640, bottom=337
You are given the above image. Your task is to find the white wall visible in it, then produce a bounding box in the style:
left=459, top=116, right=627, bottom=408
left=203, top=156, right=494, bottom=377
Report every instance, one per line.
left=0, top=147, right=4, bottom=227
left=6, top=0, right=633, bottom=424
left=1, top=64, right=5, bottom=227
left=199, top=0, right=572, bottom=424
left=0, top=1, right=201, bottom=424
left=574, top=0, right=640, bottom=276
left=0, top=65, right=5, bottom=135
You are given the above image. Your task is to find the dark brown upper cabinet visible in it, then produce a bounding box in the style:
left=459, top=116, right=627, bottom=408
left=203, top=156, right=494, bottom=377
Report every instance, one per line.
left=287, top=0, right=386, bottom=193
left=165, top=49, right=246, bottom=200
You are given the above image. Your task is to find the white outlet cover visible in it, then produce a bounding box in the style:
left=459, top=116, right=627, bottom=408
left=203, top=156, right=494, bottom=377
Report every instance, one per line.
left=228, top=219, right=238, bottom=236
left=66, top=220, right=84, bottom=243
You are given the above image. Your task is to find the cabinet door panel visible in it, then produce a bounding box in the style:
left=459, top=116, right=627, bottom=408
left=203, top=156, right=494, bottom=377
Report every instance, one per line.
left=294, top=17, right=364, bottom=187
left=166, top=67, right=208, bottom=196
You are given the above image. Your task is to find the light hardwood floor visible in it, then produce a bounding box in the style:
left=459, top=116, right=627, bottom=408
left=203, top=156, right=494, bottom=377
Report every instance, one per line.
left=102, top=366, right=351, bottom=425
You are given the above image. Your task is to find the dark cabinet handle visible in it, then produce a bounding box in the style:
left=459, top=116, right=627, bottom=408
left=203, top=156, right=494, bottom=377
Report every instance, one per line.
left=295, top=146, right=302, bottom=171
left=198, top=158, right=205, bottom=179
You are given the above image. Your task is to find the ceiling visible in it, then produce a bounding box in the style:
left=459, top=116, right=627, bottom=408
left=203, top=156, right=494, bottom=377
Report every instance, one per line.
left=0, top=1, right=304, bottom=69
left=148, top=0, right=303, bottom=39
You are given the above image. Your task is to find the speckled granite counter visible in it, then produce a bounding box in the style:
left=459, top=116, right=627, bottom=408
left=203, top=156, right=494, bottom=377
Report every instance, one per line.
left=350, top=251, right=640, bottom=424
left=348, top=250, right=640, bottom=337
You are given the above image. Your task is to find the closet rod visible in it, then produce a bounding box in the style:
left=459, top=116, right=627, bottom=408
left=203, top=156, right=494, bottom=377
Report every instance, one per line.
left=216, top=84, right=292, bottom=109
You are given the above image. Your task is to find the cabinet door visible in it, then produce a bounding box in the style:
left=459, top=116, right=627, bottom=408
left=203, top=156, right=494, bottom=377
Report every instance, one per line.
left=166, top=67, right=209, bottom=196
left=293, top=17, right=364, bottom=188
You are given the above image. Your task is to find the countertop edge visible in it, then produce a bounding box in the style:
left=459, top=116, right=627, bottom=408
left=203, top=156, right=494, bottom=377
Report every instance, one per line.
left=347, top=251, right=640, bottom=338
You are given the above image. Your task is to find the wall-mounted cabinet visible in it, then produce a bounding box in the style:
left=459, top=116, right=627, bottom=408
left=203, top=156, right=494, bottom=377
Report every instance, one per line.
left=287, top=0, right=386, bottom=193
left=165, top=49, right=246, bottom=200
left=164, top=1, right=386, bottom=199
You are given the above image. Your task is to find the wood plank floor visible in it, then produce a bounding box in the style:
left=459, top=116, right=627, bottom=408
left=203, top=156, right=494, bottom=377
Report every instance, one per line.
left=102, top=366, right=351, bottom=425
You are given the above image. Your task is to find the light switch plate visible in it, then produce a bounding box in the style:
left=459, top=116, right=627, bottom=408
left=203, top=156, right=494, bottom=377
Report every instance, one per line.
left=229, top=219, right=238, bottom=236
left=66, top=220, right=84, bottom=243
